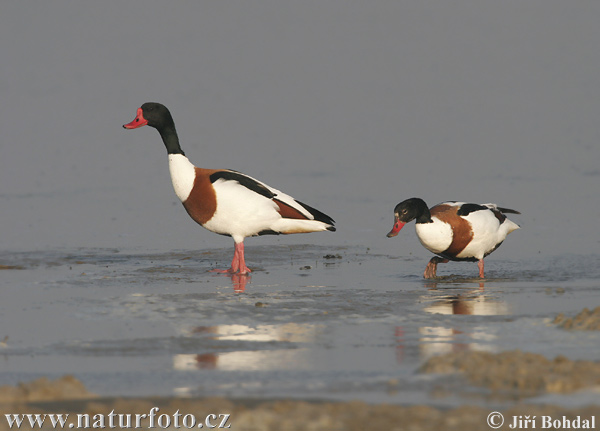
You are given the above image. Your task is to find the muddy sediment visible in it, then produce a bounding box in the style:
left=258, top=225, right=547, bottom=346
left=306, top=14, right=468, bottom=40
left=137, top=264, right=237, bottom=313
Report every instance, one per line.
left=420, top=349, right=600, bottom=397
left=0, top=376, right=93, bottom=404
left=554, top=306, right=600, bottom=330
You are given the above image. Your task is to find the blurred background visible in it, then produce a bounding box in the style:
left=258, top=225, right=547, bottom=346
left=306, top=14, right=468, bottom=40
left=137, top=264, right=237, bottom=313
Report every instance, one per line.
left=1, top=1, right=599, bottom=260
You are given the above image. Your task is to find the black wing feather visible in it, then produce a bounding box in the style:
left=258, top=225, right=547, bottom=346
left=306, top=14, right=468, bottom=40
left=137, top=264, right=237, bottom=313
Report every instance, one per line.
left=457, top=203, right=521, bottom=216
left=209, top=170, right=275, bottom=199
left=456, top=203, right=488, bottom=217
left=497, top=207, right=521, bottom=214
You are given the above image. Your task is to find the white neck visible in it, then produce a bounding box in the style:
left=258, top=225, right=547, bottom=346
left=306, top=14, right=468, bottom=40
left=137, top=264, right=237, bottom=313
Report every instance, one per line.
left=168, top=154, right=196, bottom=202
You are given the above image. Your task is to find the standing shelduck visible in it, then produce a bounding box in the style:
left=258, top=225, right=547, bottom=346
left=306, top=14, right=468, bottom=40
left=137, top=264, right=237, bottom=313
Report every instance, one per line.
left=387, top=198, right=520, bottom=279
left=123, top=103, right=335, bottom=275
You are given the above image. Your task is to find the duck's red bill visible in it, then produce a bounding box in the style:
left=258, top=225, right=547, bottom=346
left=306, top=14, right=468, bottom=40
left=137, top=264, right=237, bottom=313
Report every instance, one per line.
left=386, top=220, right=405, bottom=238
left=123, top=108, right=148, bottom=129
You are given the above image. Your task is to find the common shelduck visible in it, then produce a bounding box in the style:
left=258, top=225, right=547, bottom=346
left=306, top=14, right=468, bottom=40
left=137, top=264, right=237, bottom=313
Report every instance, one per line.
left=123, top=103, right=335, bottom=275
left=386, top=198, right=520, bottom=279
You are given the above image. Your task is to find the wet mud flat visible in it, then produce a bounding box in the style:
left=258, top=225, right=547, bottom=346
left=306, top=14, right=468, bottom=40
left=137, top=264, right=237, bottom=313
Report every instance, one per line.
left=554, top=306, right=600, bottom=331
left=1, top=246, right=600, bottom=429
left=421, top=349, right=600, bottom=398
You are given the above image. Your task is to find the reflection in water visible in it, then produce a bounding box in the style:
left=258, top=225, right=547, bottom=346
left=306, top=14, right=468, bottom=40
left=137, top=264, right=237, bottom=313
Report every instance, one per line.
left=173, top=323, right=323, bottom=371
left=397, top=284, right=509, bottom=361
left=172, top=283, right=509, bottom=390
left=230, top=273, right=250, bottom=293
left=423, top=280, right=486, bottom=291
left=212, top=273, right=250, bottom=292
left=423, top=294, right=508, bottom=316
left=174, top=348, right=312, bottom=371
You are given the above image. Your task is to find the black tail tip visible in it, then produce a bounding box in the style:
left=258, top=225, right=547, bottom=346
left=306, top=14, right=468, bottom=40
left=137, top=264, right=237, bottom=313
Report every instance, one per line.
left=498, top=207, right=521, bottom=215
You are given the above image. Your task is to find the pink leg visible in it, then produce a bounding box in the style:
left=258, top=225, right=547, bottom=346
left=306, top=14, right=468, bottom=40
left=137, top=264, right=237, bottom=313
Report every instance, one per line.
left=228, top=244, right=241, bottom=273
left=478, top=259, right=485, bottom=278
left=210, top=242, right=250, bottom=274
left=423, top=256, right=449, bottom=279
left=234, top=242, right=251, bottom=275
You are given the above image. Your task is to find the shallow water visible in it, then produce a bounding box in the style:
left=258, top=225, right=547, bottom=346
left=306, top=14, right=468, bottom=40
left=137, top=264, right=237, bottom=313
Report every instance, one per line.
left=1, top=246, right=599, bottom=407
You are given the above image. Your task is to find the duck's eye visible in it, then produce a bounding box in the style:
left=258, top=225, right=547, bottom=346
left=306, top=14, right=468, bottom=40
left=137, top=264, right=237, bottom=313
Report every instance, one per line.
left=401, top=209, right=408, bottom=215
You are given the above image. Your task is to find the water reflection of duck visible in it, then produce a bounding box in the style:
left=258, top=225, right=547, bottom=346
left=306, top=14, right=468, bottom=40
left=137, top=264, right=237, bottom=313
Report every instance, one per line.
left=123, top=103, right=335, bottom=275
left=387, top=198, right=520, bottom=278
left=229, top=273, right=250, bottom=293
left=174, top=323, right=322, bottom=371
left=413, top=293, right=508, bottom=359
left=423, top=294, right=509, bottom=316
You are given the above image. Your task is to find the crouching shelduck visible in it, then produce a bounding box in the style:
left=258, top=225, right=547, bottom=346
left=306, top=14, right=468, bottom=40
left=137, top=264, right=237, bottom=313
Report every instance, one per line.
left=123, top=103, right=335, bottom=275
left=386, top=198, right=520, bottom=279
